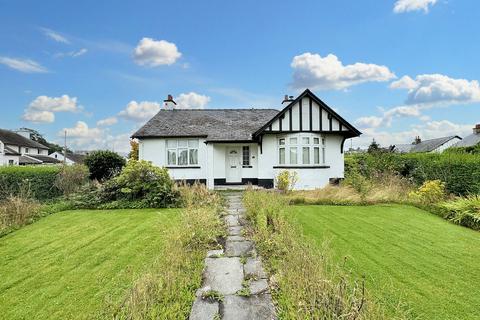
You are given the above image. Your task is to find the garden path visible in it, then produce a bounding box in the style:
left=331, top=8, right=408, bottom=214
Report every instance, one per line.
left=189, top=192, right=276, bottom=320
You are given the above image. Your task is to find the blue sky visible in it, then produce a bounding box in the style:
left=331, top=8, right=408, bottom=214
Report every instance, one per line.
left=0, top=0, right=478, bottom=152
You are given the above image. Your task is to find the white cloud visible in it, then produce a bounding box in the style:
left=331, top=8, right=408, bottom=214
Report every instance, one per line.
left=22, top=110, right=55, bottom=123
left=118, top=101, right=161, bottom=121
left=393, top=0, right=437, bottom=13
left=133, top=38, right=181, bottom=67
left=175, top=92, right=211, bottom=109
left=390, top=74, right=480, bottom=106
left=55, top=48, right=88, bottom=58
left=290, top=53, right=395, bottom=90
left=41, top=27, right=70, bottom=44
left=355, top=105, right=421, bottom=129
left=22, top=95, right=80, bottom=123
left=0, top=56, right=48, bottom=73
left=97, top=117, right=118, bottom=126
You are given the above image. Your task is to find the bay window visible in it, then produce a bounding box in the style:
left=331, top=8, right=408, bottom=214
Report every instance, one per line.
left=277, top=134, right=326, bottom=166
left=167, top=139, right=199, bottom=166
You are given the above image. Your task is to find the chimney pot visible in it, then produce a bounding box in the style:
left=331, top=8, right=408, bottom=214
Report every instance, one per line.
left=163, top=94, right=177, bottom=109
left=282, top=94, right=294, bottom=104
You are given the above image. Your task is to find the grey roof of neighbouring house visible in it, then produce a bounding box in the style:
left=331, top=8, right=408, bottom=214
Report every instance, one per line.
left=453, top=132, right=480, bottom=147
left=132, top=109, right=280, bottom=141
left=21, top=154, right=62, bottom=164
left=4, top=146, right=20, bottom=155
left=0, top=129, right=48, bottom=149
left=393, top=136, right=461, bottom=153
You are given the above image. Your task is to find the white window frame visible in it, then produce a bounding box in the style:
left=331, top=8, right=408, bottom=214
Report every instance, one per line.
left=166, top=139, right=199, bottom=166
left=277, top=134, right=326, bottom=166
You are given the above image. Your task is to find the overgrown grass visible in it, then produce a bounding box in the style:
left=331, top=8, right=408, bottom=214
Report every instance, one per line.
left=287, top=173, right=414, bottom=206
left=111, top=183, right=224, bottom=319
left=243, top=190, right=398, bottom=319
left=291, top=204, right=480, bottom=319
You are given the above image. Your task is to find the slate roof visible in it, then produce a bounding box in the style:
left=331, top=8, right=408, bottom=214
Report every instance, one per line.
left=25, top=154, right=62, bottom=164
left=54, top=152, right=87, bottom=163
left=19, top=155, right=43, bottom=165
left=132, top=109, right=280, bottom=141
left=4, top=146, right=20, bottom=155
left=453, top=132, right=480, bottom=147
left=393, top=136, right=461, bottom=153
left=0, top=129, right=48, bottom=149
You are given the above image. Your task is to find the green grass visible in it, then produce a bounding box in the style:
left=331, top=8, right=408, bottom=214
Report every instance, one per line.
left=0, top=208, right=179, bottom=320
left=290, top=204, right=480, bottom=319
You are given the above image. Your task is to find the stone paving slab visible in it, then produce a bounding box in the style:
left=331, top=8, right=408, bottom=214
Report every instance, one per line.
left=249, top=279, right=269, bottom=295
left=202, top=257, right=243, bottom=295
left=226, top=235, right=245, bottom=242
left=189, top=297, right=219, bottom=320
left=206, top=249, right=224, bottom=258
left=225, top=240, right=254, bottom=257
left=224, top=215, right=240, bottom=227
left=244, top=257, right=267, bottom=279
left=228, top=226, right=243, bottom=235
left=222, top=294, right=276, bottom=320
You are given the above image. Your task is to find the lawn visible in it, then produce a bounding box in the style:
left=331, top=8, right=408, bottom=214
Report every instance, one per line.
left=290, top=204, right=480, bottom=319
left=0, top=208, right=179, bottom=320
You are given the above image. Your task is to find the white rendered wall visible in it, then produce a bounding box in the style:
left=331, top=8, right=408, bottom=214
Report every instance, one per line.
left=433, top=138, right=462, bottom=153
left=258, top=133, right=345, bottom=190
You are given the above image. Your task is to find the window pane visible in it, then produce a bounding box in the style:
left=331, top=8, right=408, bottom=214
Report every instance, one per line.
left=279, top=138, right=285, bottom=145
left=167, top=140, right=177, bottom=148
left=314, top=147, right=320, bottom=164
left=302, top=137, right=310, bottom=145
left=178, top=149, right=188, bottom=165
left=242, top=146, right=250, bottom=166
left=188, top=139, right=199, bottom=148
left=322, top=148, right=326, bottom=164
left=313, top=137, right=320, bottom=145
left=289, top=137, right=297, bottom=145
left=290, top=147, right=297, bottom=164
left=189, top=149, right=198, bottom=165
left=302, top=147, right=310, bottom=164
left=178, top=140, right=188, bottom=147
left=167, top=150, right=176, bottom=165
left=279, top=148, right=285, bottom=164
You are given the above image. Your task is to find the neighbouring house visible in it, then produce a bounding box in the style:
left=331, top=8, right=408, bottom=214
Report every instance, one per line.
left=0, top=128, right=61, bottom=166
left=49, top=152, right=86, bottom=165
left=391, top=135, right=462, bottom=153
left=132, top=89, right=361, bottom=189
left=453, top=124, right=480, bottom=148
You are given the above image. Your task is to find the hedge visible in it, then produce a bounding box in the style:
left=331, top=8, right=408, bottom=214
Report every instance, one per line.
left=346, top=153, right=480, bottom=196
left=0, top=166, right=62, bottom=200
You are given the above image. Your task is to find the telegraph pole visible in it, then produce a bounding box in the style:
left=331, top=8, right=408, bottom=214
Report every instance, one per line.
left=64, top=130, right=67, bottom=166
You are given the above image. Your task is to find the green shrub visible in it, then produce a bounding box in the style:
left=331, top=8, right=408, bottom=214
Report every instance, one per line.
left=275, top=170, right=298, bottom=193
left=54, top=164, right=89, bottom=196
left=84, top=150, right=126, bottom=181
left=439, top=195, right=480, bottom=230
left=0, top=166, right=62, bottom=200
left=408, top=180, right=446, bottom=204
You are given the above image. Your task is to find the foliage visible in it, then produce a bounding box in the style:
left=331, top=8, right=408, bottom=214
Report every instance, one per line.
left=408, top=180, right=446, bottom=204
left=343, top=166, right=372, bottom=201
left=54, top=164, right=89, bottom=196
left=445, top=144, right=480, bottom=155
left=243, top=190, right=383, bottom=319
left=0, top=165, right=62, bottom=200
left=129, top=139, right=139, bottom=160
left=346, top=152, right=480, bottom=196
left=84, top=150, right=126, bottom=181
left=367, top=138, right=380, bottom=153
left=439, top=195, right=480, bottom=230
left=275, top=170, right=298, bottom=193
left=0, top=182, right=40, bottom=235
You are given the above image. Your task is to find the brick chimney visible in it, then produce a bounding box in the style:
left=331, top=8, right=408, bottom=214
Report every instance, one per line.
left=474, top=124, right=480, bottom=134
left=282, top=94, right=294, bottom=104
left=163, top=94, right=177, bottom=110
left=413, top=136, right=422, bottom=145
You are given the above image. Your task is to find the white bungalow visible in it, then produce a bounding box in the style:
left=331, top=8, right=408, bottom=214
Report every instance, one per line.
left=132, top=89, right=361, bottom=190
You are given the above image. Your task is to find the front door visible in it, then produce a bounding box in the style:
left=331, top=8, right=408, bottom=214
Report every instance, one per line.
left=226, top=147, right=242, bottom=183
